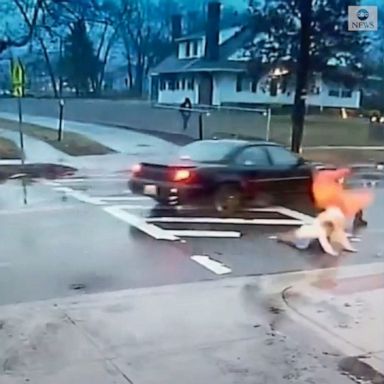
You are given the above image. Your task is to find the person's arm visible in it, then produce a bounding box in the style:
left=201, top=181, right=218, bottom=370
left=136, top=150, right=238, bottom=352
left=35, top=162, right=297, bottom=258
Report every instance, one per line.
left=318, top=231, right=339, bottom=256
left=331, top=229, right=357, bottom=253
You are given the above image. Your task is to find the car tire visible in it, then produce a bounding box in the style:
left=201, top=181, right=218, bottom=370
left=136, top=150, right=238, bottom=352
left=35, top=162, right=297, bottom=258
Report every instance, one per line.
left=214, top=184, right=242, bottom=216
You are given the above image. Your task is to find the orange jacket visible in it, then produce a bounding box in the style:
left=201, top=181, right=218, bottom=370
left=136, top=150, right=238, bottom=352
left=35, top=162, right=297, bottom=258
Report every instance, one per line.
left=312, top=168, right=373, bottom=218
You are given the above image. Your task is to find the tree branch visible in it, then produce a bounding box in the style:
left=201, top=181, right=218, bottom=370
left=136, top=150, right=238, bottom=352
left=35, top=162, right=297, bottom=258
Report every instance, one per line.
left=0, top=0, right=43, bottom=53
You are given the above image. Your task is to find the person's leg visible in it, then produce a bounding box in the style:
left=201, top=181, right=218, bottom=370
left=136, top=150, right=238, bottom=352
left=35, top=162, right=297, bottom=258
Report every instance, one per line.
left=277, top=230, right=311, bottom=250
left=330, top=228, right=357, bottom=253
left=353, top=209, right=368, bottom=228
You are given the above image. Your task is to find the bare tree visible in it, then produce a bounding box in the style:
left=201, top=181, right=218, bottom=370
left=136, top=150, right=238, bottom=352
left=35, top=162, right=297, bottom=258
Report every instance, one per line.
left=0, top=0, right=43, bottom=54
left=117, top=0, right=175, bottom=95
left=13, top=0, right=61, bottom=97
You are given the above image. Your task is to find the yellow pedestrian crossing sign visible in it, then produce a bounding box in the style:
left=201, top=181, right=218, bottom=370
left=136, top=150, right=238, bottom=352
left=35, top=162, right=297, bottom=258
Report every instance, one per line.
left=11, top=59, right=25, bottom=97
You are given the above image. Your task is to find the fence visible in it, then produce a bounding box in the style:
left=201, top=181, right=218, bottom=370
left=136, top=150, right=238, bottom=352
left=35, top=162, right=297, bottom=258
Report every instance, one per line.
left=152, top=103, right=383, bottom=148
left=153, top=103, right=272, bottom=142
left=0, top=97, right=381, bottom=147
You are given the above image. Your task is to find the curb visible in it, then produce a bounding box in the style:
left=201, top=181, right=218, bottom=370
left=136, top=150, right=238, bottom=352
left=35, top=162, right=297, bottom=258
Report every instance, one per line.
left=281, top=282, right=384, bottom=379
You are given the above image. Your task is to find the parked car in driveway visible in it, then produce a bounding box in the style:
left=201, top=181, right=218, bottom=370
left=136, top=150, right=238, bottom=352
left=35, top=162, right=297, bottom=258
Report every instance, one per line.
left=129, top=139, right=315, bottom=214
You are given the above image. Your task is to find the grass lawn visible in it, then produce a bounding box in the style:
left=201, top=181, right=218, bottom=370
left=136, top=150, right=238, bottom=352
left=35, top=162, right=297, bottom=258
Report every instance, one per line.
left=270, top=115, right=377, bottom=146
left=0, top=137, right=21, bottom=159
left=303, top=148, right=384, bottom=165
left=208, top=113, right=384, bottom=147
left=0, top=119, right=115, bottom=156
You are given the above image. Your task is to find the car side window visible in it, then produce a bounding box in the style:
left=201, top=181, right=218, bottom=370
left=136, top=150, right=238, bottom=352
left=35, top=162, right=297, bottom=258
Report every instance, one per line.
left=267, top=146, right=298, bottom=166
left=234, top=146, right=271, bottom=167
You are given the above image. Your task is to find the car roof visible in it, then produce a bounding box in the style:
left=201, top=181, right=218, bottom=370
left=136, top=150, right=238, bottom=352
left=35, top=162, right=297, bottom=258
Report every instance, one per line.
left=195, top=139, right=280, bottom=147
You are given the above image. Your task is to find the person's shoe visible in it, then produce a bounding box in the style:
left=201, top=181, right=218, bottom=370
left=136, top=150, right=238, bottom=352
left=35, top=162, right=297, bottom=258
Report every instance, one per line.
left=353, top=217, right=368, bottom=228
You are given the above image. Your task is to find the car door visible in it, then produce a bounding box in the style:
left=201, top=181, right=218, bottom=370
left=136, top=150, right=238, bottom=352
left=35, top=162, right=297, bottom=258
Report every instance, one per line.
left=231, top=145, right=274, bottom=198
left=265, top=145, right=312, bottom=198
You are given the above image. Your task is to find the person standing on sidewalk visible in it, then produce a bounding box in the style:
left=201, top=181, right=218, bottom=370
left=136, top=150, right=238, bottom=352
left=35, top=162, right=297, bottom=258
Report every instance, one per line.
left=179, top=98, right=192, bottom=131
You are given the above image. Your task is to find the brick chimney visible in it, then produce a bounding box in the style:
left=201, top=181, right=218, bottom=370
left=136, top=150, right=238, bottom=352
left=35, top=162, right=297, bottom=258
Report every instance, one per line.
left=205, top=2, right=221, bottom=61
left=171, top=14, right=182, bottom=42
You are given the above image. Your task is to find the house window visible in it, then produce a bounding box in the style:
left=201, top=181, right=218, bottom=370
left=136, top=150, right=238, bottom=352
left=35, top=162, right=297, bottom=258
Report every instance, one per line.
left=192, top=41, right=198, bottom=56
left=251, top=80, right=258, bottom=93
left=270, top=78, right=278, bottom=96
left=175, top=79, right=180, bottom=90
left=280, top=77, right=288, bottom=94
left=186, top=42, right=191, bottom=57
left=328, top=89, right=340, bottom=97
left=181, top=78, right=186, bottom=90
left=236, top=75, right=244, bottom=92
left=160, top=78, right=166, bottom=91
left=187, top=77, right=194, bottom=90
left=168, top=79, right=175, bottom=91
left=341, top=89, right=353, bottom=98
left=311, top=86, right=320, bottom=95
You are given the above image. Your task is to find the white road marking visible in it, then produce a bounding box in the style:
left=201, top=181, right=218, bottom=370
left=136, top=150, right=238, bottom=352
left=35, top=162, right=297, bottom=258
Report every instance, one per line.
left=53, top=178, right=86, bottom=183
left=53, top=187, right=104, bottom=205
left=54, top=177, right=130, bottom=183
left=41, top=180, right=61, bottom=186
left=103, top=206, right=179, bottom=241
left=147, top=217, right=303, bottom=226
left=273, top=206, right=314, bottom=223
left=191, top=255, right=232, bottom=275
left=170, top=230, right=241, bottom=238
left=105, top=204, right=156, bottom=210
left=99, top=196, right=152, bottom=202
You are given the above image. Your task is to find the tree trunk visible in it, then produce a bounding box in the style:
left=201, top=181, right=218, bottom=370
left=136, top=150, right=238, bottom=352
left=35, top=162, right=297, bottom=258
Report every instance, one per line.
left=97, top=34, right=116, bottom=93
left=135, top=55, right=144, bottom=96
left=39, top=37, right=58, bottom=98
left=127, top=53, right=133, bottom=89
left=291, top=0, right=312, bottom=153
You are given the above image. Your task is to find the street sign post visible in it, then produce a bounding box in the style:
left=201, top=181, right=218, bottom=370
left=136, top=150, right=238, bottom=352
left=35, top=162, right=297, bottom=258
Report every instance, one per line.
left=11, top=59, right=25, bottom=165
left=58, top=99, right=65, bottom=141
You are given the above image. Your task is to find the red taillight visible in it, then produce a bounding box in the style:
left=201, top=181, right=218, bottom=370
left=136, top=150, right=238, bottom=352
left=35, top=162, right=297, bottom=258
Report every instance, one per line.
left=173, top=169, right=191, bottom=181
left=132, top=163, right=142, bottom=175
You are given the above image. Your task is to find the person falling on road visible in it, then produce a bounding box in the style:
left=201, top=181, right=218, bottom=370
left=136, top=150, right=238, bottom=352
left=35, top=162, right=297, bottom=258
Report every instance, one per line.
left=277, top=206, right=356, bottom=257
left=277, top=167, right=374, bottom=256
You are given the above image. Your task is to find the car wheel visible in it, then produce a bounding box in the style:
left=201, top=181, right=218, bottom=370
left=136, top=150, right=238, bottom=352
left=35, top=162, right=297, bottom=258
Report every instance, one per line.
left=214, top=184, right=242, bottom=216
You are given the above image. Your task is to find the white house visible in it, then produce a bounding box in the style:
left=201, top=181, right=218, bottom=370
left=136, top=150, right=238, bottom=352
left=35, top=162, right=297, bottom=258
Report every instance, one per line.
left=150, top=2, right=362, bottom=110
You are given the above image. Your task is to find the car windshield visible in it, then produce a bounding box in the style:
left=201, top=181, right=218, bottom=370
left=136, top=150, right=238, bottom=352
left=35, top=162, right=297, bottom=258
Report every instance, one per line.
left=179, top=141, right=236, bottom=162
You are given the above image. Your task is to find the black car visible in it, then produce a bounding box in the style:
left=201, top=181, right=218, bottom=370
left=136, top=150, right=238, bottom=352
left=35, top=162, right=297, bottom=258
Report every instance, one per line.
left=129, top=139, right=315, bottom=214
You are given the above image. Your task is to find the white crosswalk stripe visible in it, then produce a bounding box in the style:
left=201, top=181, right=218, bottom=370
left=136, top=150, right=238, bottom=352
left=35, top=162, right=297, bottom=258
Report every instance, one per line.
left=45, top=178, right=313, bottom=240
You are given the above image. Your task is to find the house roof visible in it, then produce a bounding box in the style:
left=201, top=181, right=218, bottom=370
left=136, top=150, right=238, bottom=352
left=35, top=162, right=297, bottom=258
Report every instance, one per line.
left=152, top=24, right=368, bottom=84
left=151, top=26, right=253, bottom=75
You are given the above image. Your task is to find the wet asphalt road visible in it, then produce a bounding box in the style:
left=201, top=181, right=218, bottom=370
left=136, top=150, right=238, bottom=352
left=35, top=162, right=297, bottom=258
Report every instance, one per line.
left=0, top=175, right=383, bottom=306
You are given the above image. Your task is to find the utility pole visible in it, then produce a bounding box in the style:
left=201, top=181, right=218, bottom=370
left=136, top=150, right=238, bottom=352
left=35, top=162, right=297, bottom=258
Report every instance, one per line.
left=59, top=36, right=64, bottom=97
left=291, top=0, right=312, bottom=154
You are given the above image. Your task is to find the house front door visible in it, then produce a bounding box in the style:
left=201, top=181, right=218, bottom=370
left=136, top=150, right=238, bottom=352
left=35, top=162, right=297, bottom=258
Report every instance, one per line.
left=198, top=73, right=213, bottom=106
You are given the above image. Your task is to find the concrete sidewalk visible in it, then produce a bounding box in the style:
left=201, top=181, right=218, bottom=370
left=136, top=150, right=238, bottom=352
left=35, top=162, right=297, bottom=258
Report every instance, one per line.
left=0, top=113, right=179, bottom=175
left=282, top=263, right=384, bottom=378
left=1, top=263, right=383, bottom=384
left=0, top=112, right=178, bottom=155
left=0, top=128, right=71, bottom=165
